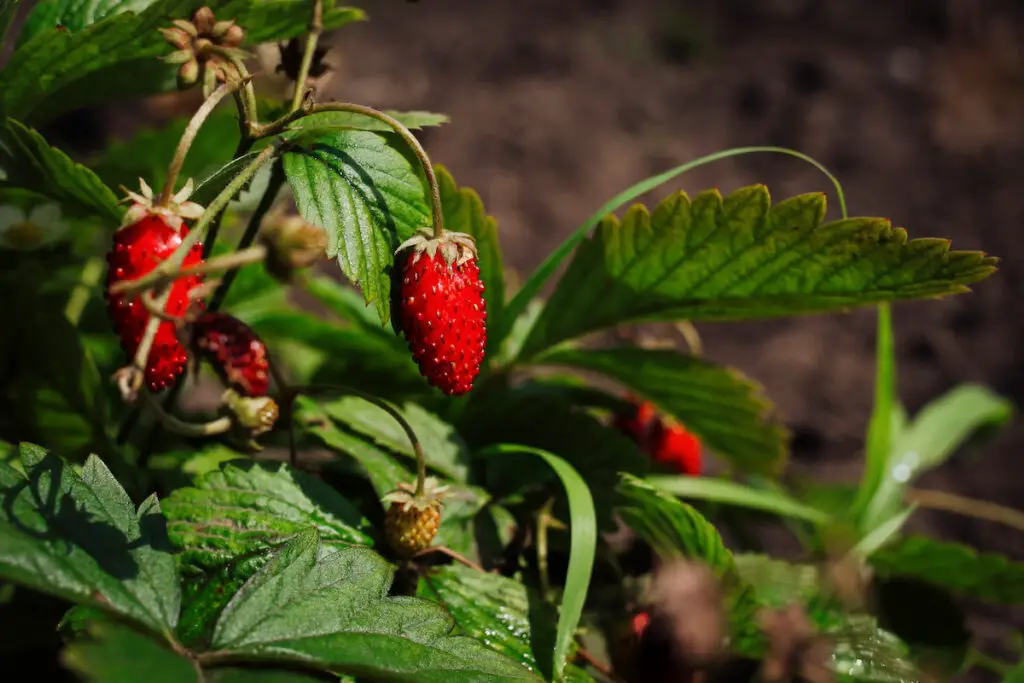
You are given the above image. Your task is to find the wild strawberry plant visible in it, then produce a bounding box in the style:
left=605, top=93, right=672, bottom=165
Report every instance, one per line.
left=0, top=2, right=1021, bottom=682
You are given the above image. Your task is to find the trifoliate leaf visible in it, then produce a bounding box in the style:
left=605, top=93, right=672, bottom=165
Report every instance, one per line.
left=4, top=1, right=365, bottom=123
left=870, top=536, right=1024, bottom=605
left=0, top=445, right=179, bottom=634
left=0, top=119, right=120, bottom=222
left=518, top=186, right=997, bottom=360
left=210, top=529, right=540, bottom=681
left=435, top=164, right=505, bottom=339
left=537, top=346, right=786, bottom=476
left=319, top=396, right=471, bottom=481
left=283, top=129, right=431, bottom=323
left=418, top=565, right=594, bottom=682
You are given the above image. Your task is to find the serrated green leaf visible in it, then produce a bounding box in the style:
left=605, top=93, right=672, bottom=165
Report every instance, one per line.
left=435, top=164, right=505, bottom=340
left=319, top=396, right=470, bottom=481
left=91, top=110, right=240, bottom=195
left=0, top=119, right=120, bottom=221
left=871, top=536, right=1024, bottom=605
left=477, top=445, right=596, bottom=681
left=0, top=445, right=179, bottom=633
left=616, top=473, right=735, bottom=574
left=861, top=384, right=1012, bottom=532
left=459, top=385, right=648, bottom=531
left=163, top=461, right=373, bottom=574
left=211, top=529, right=538, bottom=681
left=418, top=565, right=594, bottom=682
left=3, top=1, right=365, bottom=123
left=283, top=129, right=431, bottom=323
left=287, top=109, right=450, bottom=133
left=647, top=475, right=831, bottom=525
left=517, top=186, right=997, bottom=361
left=62, top=622, right=196, bottom=683
left=537, top=346, right=786, bottom=476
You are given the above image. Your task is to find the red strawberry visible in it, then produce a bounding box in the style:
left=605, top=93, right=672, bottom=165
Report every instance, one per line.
left=191, top=312, right=270, bottom=396
left=396, top=229, right=486, bottom=396
left=632, top=611, right=651, bottom=640
left=105, top=214, right=204, bottom=392
left=614, top=397, right=702, bottom=476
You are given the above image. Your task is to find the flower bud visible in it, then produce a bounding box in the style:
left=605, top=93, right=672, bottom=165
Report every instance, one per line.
left=160, top=26, right=192, bottom=50
left=192, top=6, right=215, bottom=34
left=259, top=215, right=328, bottom=281
left=222, top=389, right=279, bottom=450
left=177, top=58, right=200, bottom=89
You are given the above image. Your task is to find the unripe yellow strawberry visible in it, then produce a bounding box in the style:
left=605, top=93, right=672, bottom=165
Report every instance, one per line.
left=382, top=477, right=449, bottom=558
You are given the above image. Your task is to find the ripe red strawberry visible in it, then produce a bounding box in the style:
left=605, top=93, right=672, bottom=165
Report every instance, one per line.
left=190, top=312, right=270, bottom=396
left=105, top=214, right=204, bottom=392
left=396, top=229, right=486, bottom=396
left=614, top=397, right=702, bottom=476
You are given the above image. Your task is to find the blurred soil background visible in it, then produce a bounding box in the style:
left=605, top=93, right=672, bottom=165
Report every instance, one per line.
left=7, top=0, right=1024, bottom=669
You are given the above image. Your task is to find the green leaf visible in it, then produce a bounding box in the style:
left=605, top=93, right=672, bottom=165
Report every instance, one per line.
left=1005, top=662, right=1024, bottom=683
left=0, top=0, right=19, bottom=48
left=861, top=384, right=1012, bottom=532
left=854, top=505, right=916, bottom=558
left=435, top=164, right=505, bottom=340
left=871, top=536, right=1024, bottom=605
left=537, top=346, right=785, bottom=476
left=319, top=396, right=470, bottom=481
left=418, top=565, right=594, bottom=682
left=62, top=622, right=196, bottom=683
left=210, top=529, right=539, bottom=681
left=302, top=274, right=387, bottom=331
left=853, top=305, right=896, bottom=522
left=516, top=186, right=997, bottom=361
left=0, top=445, right=180, bottom=633
left=283, top=129, right=431, bottom=323
left=0, top=119, right=120, bottom=221
left=163, top=461, right=373, bottom=574
left=474, top=445, right=596, bottom=682
left=460, top=385, right=648, bottom=531
left=646, top=475, right=831, bottom=525
left=91, top=110, right=240, bottom=195
left=616, top=473, right=734, bottom=574
left=287, top=109, right=450, bottom=133
left=830, top=616, right=922, bottom=683
left=3, top=1, right=365, bottom=123
left=190, top=151, right=267, bottom=207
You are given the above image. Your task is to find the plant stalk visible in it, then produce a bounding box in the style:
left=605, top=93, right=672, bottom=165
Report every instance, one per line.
left=290, top=0, right=324, bottom=113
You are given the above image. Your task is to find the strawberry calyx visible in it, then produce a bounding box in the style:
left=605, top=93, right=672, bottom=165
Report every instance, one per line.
left=120, top=178, right=204, bottom=232
left=382, top=476, right=450, bottom=513
left=395, top=227, right=478, bottom=268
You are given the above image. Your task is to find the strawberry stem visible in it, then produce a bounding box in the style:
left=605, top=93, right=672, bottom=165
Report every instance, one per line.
left=160, top=80, right=240, bottom=208
left=290, top=0, right=324, bottom=114
left=209, top=47, right=259, bottom=135
left=109, top=245, right=268, bottom=299
left=307, top=103, right=445, bottom=241
left=297, top=384, right=429, bottom=497
left=141, top=391, right=232, bottom=437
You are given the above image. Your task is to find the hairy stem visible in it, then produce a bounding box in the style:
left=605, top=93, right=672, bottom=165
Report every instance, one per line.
left=905, top=488, right=1024, bottom=532
left=209, top=161, right=286, bottom=312
left=413, top=546, right=486, bottom=573
left=110, top=245, right=267, bottom=299
left=160, top=81, right=239, bottom=205
left=290, top=0, right=324, bottom=113
left=299, top=384, right=427, bottom=496
left=65, top=256, right=103, bottom=325
left=141, top=391, right=232, bottom=437
left=311, top=103, right=443, bottom=240
left=211, top=48, right=259, bottom=135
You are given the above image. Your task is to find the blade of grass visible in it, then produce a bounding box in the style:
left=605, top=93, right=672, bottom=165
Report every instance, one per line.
left=646, top=475, right=831, bottom=526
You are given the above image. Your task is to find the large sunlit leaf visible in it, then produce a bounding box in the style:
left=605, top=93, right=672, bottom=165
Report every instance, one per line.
left=283, top=129, right=431, bottom=323
left=476, top=445, right=597, bottom=682
left=870, top=536, right=1024, bottom=605
left=210, top=529, right=538, bottom=681
left=860, top=384, right=1011, bottom=532
left=0, top=445, right=179, bottom=634
left=418, top=565, right=594, bottom=682
left=3, top=0, right=365, bottom=122
left=537, top=346, right=786, bottom=476
left=516, top=186, right=996, bottom=360
left=0, top=119, right=120, bottom=221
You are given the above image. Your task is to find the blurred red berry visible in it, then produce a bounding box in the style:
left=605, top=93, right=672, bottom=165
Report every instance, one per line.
left=613, top=396, right=702, bottom=476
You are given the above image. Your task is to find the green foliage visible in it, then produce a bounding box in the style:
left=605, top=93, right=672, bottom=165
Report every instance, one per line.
left=1, top=1, right=365, bottom=122
left=0, top=445, right=179, bottom=634
left=516, top=186, right=996, bottom=361
left=0, top=118, right=121, bottom=222
left=210, top=529, right=537, bottom=681
left=287, top=109, right=450, bottom=133
left=871, top=536, right=1024, bottom=605
left=537, top=346, right=786, bottom=476
left=646, top=475, right=831, bottom=525
left=418, top=565, right=594, bottom=682
left=283, top=129, right=431, bottom=323
left=62, top=623, right=197, bottom=683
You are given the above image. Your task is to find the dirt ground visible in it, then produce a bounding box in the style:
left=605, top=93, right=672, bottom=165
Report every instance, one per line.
left=322, top=0, right=1024, bottom=649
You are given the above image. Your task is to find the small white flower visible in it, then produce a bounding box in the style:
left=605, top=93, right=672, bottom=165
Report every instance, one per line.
left=0, top=203, right=70, bottom=251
